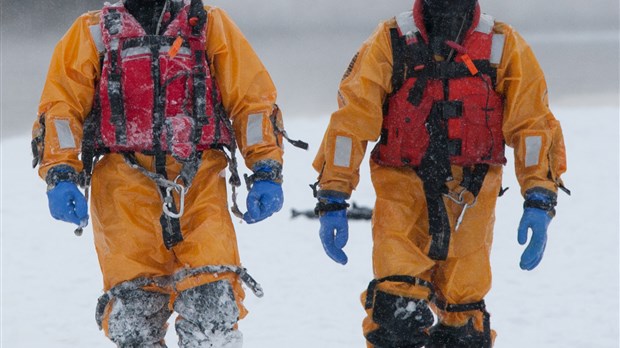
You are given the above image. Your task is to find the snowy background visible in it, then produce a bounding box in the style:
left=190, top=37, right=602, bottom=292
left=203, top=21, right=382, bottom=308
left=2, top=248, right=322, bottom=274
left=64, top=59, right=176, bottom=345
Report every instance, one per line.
left=1, top=0, right=619, bottom=347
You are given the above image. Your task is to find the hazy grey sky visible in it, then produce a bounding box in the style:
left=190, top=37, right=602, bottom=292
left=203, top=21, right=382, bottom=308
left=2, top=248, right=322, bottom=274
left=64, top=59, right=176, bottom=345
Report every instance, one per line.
left=2, top=1, right=618, bottom=136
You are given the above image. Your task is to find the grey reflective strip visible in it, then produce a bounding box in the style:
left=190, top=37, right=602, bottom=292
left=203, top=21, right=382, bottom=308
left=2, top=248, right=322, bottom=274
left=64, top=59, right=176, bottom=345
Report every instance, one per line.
left=246, top=114, right=264, bottom=146
left=395, top=11, right=418, bottom=38
left=89, top=24, right=105, bottom=54
left=475, top=13, right=494, bottom=34
left=490, top=34, right=506, bottom=65
left=525, top=136, right=542, bottom=167
left=334, top=136, right=352, bottom=168
left=54, top=119, right=76, bottom=149
left=122, top=46, right=151, bottom=58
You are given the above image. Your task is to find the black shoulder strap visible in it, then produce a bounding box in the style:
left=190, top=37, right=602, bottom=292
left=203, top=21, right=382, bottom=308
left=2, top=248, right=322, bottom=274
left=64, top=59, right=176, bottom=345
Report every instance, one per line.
left=189, top=0, right=207, bottom=36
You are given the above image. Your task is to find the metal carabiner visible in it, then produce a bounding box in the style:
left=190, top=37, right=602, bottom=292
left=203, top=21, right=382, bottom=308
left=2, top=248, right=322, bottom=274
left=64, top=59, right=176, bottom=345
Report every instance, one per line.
left=444, top=189, right=477, bottom=207
left=162, top=182, right=187, bottom=219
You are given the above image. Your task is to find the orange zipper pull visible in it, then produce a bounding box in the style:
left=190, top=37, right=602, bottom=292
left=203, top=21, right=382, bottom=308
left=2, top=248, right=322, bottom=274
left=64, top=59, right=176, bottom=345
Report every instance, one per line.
left=461, top=54, right=479, bottom=76
left=169, top=36, right=184, bottom=59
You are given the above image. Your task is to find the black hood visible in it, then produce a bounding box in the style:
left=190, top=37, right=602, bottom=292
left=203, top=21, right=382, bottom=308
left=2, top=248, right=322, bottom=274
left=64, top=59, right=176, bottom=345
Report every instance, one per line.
left=124, top=0, right=181, bottom=35
left=422, top=0, right=477, bottom=57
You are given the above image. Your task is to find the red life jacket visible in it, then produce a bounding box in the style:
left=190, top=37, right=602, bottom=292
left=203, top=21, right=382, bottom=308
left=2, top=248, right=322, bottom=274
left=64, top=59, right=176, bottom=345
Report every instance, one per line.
left=372, top=7, right=507, bottom=168
left=96, top=0, right=232, bottom=160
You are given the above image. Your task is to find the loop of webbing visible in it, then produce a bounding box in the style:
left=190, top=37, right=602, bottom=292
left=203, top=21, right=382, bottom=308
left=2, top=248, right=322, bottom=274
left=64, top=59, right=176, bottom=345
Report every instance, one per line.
left=443, top=189, right=477, bottom=207
left=172, top=265, right=264, bottom=298
left=95, top=264, right=263, bottom=330
left=364, top=275, right=435, bottom=310
left=123, top=155, right=190, bottom=219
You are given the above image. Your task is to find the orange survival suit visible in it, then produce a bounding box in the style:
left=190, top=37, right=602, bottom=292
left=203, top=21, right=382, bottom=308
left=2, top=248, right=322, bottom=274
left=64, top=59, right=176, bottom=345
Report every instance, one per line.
left=313, top=1, right=567, bottom=347
left=32, top=0, right=285, bottom=346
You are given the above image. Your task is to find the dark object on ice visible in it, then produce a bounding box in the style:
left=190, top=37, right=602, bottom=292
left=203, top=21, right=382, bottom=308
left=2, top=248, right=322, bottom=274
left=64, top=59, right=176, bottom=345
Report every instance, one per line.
left=291, top=202, right=373, bottom=220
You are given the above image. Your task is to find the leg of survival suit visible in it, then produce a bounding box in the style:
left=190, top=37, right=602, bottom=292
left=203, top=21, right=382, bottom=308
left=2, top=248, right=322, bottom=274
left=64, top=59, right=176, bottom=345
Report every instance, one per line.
left=174, top=280, right=243, bottom=348
left=105, top=288, right=172, bottom=347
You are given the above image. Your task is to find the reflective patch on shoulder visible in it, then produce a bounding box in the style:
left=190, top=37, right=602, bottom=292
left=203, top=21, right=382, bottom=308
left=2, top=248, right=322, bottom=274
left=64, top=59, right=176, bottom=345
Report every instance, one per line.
left=89, top=24, right=105, bottom=54
left=475, top=13, right=494, bottom=34
left=490, top=34, right=506, bottom=65
left=334, top=136, right=353, bottom=168
left=54, top=119, right=76, bottom=149
left=396, top=11, right=419, bottom=42
left=525, top=136, right=542, bottom=167
left=246, top=113, right=264, bottom=146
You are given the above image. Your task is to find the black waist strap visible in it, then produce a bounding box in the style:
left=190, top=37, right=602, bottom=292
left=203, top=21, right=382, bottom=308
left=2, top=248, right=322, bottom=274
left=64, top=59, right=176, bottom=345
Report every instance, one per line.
left=365, top=275, right=435, bottom=309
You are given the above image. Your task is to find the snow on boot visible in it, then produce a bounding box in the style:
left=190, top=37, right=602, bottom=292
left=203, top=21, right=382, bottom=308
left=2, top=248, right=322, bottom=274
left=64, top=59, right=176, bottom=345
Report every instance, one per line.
left=106, top=288, right=172, bottom=347
left=365, top=290, right=433, bottom=348
left=174, top=280, right=243, bottom=348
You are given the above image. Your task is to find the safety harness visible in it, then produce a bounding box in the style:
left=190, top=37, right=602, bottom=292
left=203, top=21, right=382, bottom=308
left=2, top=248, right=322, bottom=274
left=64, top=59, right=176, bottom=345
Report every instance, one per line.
left=79, top=0, right=238, bottom=249
left=365, top=275, right=492, bottom=348
left=370, top=11, right=506, bottom=260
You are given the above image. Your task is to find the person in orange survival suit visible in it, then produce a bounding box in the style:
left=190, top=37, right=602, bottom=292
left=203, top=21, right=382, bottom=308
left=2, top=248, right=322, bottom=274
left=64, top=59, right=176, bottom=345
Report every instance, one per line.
left=31, top=0, right=306, bottom=346
left=312, top=0, right=568, bottom=347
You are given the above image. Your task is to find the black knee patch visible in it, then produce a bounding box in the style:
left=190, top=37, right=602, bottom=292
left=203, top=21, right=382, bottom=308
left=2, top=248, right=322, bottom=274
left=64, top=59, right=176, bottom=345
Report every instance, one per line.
left=366, top=290, right=434, bottom=347
left=428, top=320, right=485, bottom=348
left=174, top=280, right=240, bottom=334
left=106, top=289, right=172, bottom=347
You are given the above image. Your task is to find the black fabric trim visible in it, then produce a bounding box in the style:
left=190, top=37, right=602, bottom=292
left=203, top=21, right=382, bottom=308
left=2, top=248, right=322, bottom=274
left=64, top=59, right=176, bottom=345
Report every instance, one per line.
left=461, top=164, right=489, bottom=197
left=314, top=200, right=350, bottom=216
left=434, top=299, right=493, bottom=348
left=189, top=0, right=207, bottom=37
left=31, top=113, right=46, bottom=168
left=153, top=153, right=184, bottom=249
left=80, top=88, right=103, bottom=187
left=524, top=187, right=558, bottom=216
left=192, top=50, right=208, bottom=122
left=365, top=275, right=434, bottom=310
left=104, top=10, right=127, bottom=145
left=122, top=36, right=190, bottom=50
left=45, top=165, right=79, bottom=189
left=416, top=96, right=453, bottom=261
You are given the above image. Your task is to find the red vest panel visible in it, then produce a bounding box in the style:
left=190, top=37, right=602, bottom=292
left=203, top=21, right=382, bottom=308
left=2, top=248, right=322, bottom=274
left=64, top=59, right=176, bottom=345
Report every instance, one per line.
left=97, top=1, right=232, bottom=160
left=372, top=11, right=506, bottom=168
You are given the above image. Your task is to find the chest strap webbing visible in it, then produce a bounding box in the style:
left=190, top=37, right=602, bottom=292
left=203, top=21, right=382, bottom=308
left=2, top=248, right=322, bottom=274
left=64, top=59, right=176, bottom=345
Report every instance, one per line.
left=389, top=28, right=497, bottom=107
left=103, top=9, right=127, bottom=145
left=388, top=28, right=493, bottom=260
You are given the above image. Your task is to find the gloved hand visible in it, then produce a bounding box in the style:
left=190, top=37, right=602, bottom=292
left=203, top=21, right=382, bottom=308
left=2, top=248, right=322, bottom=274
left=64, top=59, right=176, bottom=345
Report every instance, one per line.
left=47, top=181, right=89, bottom=227
left=318, top=196, right=349, bottom=265
left=243, top=166, right=283, bottom=224
left=517, top=188, right=557, bottom=271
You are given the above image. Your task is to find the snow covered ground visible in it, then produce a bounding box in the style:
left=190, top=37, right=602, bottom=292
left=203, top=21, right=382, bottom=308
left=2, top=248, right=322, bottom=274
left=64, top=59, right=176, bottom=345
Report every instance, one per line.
left=1, top=106, right=618, bottom=347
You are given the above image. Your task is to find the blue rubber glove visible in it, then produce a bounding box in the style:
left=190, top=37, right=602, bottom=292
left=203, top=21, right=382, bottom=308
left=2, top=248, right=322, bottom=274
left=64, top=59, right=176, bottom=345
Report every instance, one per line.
left=47, top=181, right=89, bottom=227
left=517, top=189, right=556, bottom=271
left=318, top=197, right=349, bottom=265
left=243, top=180, right=283, bottom=224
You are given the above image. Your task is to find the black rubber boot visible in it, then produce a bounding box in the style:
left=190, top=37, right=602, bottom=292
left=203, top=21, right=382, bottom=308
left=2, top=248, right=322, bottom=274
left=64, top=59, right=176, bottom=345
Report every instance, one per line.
left=427, top=319, right=486, bottom=348
left=365, top=290, right=434, bottom=348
